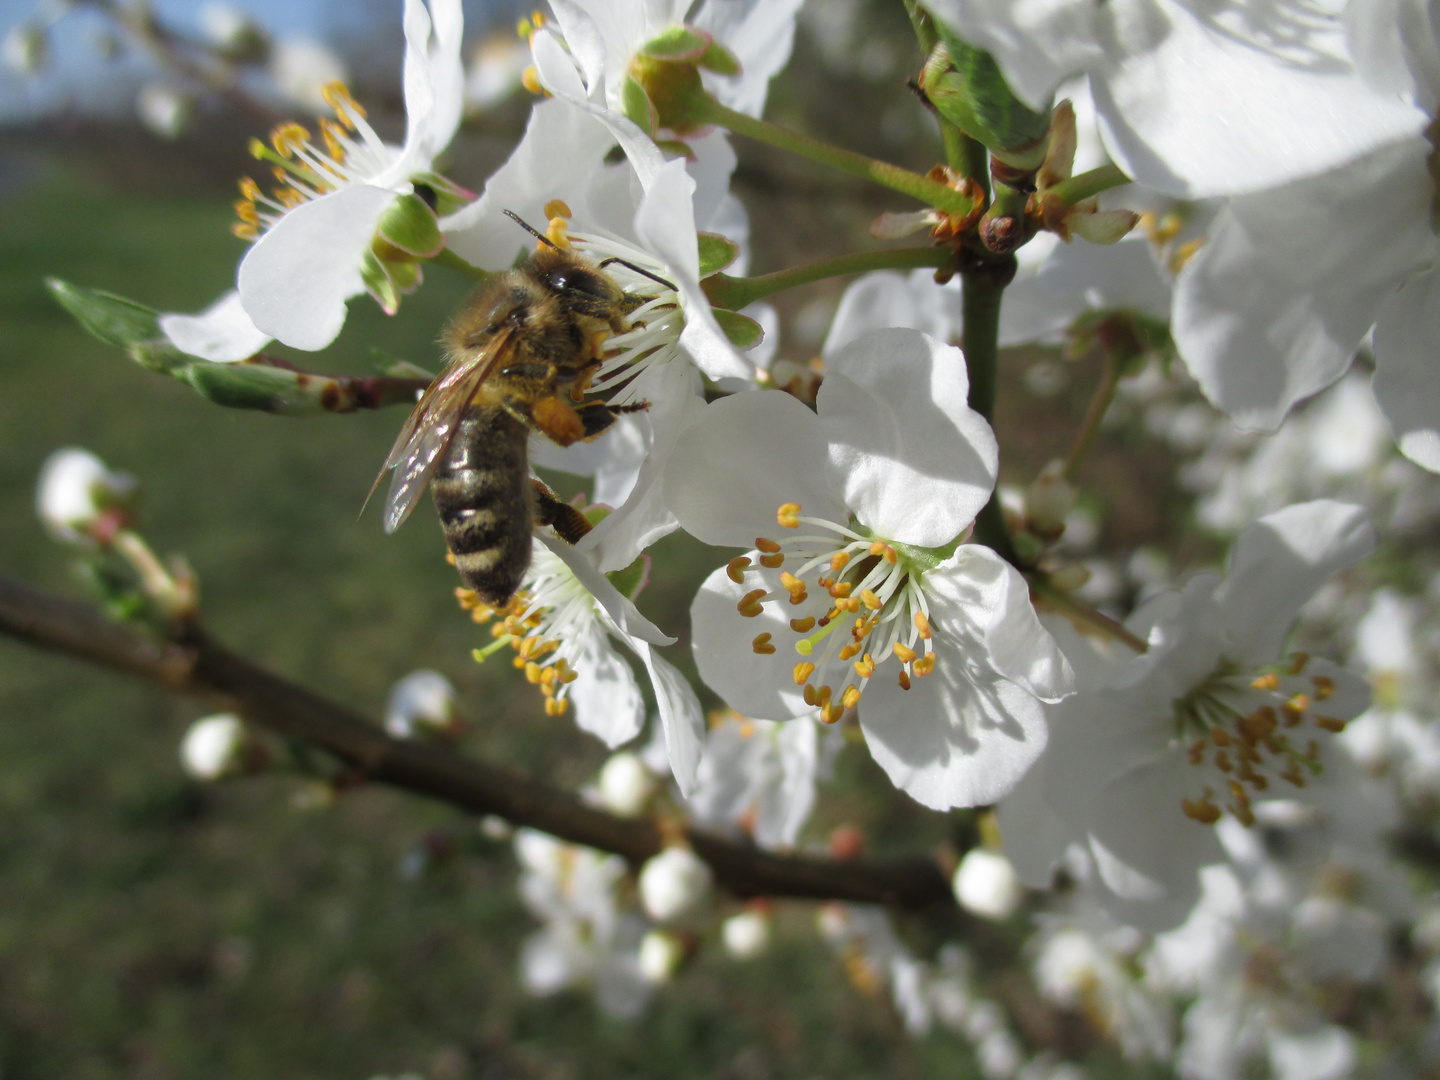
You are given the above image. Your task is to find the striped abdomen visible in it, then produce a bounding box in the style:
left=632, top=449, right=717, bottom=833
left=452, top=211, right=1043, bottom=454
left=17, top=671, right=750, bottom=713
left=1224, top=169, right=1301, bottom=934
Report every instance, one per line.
left=432, top=408, right=533, bottom=606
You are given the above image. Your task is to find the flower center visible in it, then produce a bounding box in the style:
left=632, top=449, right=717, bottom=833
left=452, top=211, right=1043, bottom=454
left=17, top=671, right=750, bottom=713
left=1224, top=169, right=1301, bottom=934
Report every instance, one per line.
left=1174, top=652, right=1348, bottom=827
left=233, top=82, right=395, bottom=241
left=730, top=502, right=938, bottom=724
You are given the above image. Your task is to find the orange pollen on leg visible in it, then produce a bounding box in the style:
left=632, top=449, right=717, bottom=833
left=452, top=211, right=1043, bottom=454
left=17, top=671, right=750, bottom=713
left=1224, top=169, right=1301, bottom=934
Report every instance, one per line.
left=793, top=662, right=816, bottom=685
left=893, top=642, right=917, bottom=664
left=777, top=503, right=802, bottom=528
left=752, top=633, right=776, bottom=655
left=756, top=537, right=782, bottom=554
left=790, top=617, right=816, bottom=633
left=737, top=589, right=767, bottom=617
left=727, top=556, right=752, bottom=584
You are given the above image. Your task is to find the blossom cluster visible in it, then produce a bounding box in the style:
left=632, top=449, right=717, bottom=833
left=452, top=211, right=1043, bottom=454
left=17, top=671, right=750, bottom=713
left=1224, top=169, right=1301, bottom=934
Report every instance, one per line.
left=31, top=0, right=1440, bottom=1075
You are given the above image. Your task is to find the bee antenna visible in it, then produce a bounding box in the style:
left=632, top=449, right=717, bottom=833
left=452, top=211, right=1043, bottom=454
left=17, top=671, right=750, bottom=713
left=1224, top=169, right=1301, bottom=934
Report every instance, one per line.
left=504, top=209, right=558, bottom=249
left=596, top=256, right=677, bottom=292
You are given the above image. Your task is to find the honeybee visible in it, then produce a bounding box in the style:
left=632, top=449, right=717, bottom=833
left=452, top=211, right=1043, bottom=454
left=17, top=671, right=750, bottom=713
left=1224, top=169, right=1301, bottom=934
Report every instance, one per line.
left=372, top=212, right=668, bottom=606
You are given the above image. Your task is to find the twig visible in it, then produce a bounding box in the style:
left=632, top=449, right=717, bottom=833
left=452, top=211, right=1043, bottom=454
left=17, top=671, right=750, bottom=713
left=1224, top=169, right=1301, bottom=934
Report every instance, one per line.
left=0, top=573, right=955, bottom=909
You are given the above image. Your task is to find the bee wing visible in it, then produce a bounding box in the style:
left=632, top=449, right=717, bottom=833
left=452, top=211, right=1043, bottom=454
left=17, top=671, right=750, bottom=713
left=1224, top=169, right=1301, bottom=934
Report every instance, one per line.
left=370, top=329, right=515, bottom=534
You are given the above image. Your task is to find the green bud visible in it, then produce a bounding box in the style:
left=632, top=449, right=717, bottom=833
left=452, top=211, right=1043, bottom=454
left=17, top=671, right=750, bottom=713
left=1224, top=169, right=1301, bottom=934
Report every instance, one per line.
left=918, top=36, right=1049, bottom=164
left=375, top=192, right=444, bottom=258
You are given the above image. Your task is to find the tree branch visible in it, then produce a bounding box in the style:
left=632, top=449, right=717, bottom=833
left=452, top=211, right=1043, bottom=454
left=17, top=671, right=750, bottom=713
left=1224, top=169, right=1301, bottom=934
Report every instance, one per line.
left=0, top=573, right=955, bottom=909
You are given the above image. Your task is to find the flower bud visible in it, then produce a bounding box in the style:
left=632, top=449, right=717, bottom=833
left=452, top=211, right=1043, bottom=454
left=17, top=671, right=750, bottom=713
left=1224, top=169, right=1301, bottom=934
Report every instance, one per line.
left=385, top=669, right=461, bottom=739
left=138, top=83, right=195, bottom=140
left=952, top=849, right=1022, bottom=920
left=638, top=846, right=712, bottom=922
left=180, top=713, right=250, bottom=781
left=637, top=929, right=685, bottom=984
left=1024, top=461, right=1076, bottom=541
left=721, top=910, right=770, bottom=960
left=200, top=3, right=268, bottom=60
left=35, top=448, right=137, bottom=545
left=1, top=23, right=47, bottom=75
left=597, top=752, right=655, bottom=817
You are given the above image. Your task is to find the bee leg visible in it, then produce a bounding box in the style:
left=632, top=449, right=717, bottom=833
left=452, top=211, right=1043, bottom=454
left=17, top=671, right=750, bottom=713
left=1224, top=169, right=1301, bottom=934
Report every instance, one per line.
left=529, top=395, right=588, bottom=446
left=532, top=480, right=591, bottom=544
left=574, top=400, right=650, bottom=440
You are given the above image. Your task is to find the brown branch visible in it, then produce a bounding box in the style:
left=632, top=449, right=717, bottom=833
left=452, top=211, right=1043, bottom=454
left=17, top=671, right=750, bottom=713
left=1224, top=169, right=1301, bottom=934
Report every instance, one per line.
left=0, top=573, right=954, bottom=909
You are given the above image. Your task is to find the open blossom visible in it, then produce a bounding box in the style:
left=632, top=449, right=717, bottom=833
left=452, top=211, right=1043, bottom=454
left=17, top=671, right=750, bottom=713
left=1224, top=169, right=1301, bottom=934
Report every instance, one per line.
left=665, top=327, right=1073, bottom=810
left=924, top=0, right=1424, bottom=200
left=162, top=0, right=467, bottom=360
left=1002, top=501, right=1375, bottom=931
left=465, top=533, right=705, bottom=794
left=1171, top=0, right=1440, bottom=470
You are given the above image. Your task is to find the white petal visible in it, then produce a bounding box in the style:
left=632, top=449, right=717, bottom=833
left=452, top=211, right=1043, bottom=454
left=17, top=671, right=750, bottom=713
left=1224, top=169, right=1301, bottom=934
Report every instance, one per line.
left=664, top=389, right=848, bottom=549
left=860, top=670, right=1048, bottom=810
left=159, top=290, right=271, bottom=362
left=568, top=634, right=647, bottom=748
left=1173, top=138, right=1433, bottom=430
left=995, top=754, right=1078, bottom=888
left=537, top=532, right=673, bottom=647
left=692, top=0, right=806, bottom=117
left=822, top=271, right=959, bottom=358
left=1267, top=1026, right=1356, bottom=1080
left=928, top=546, right=1075, bottom=702
left=237, top=185, right=395, bottom=351
left=1373, top=260, right=1440, bottom=472
left=819, top=328, right=998, bottom=546
left=690, top=565, right=810, bottom=720
left=1095, top=1, right=1429, bottom=198
left=1216, top=500, right=1375, bottom=662
left=635, top=643, right=705, bottom=796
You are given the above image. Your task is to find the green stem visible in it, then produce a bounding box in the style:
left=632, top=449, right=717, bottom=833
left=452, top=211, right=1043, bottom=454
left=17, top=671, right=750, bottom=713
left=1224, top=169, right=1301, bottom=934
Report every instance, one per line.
left=1047, top=163, right=1131, bottom=206
left=1028, top=574, right=1148, bottom=653
left=947, top=130, right=990, bottom=200
left=959, top=265, right=1020, bottom=564
left=429, top=247, right=492, bottom=282
left=1062, top=349, right=1121, bottom=480
left=692, top=95, right=979, bottom=218
left=703, top=246, right=950, bottom=310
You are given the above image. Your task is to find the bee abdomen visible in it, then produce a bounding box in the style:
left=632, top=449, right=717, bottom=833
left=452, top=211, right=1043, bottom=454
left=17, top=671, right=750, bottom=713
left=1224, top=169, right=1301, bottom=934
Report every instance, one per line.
left=432, top=410, right=533, bottom=607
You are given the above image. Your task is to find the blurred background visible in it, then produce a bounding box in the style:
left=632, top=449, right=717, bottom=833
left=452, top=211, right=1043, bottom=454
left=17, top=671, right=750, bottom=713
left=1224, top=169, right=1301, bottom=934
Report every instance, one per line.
left=0, top=2, right=1172, bottom=1076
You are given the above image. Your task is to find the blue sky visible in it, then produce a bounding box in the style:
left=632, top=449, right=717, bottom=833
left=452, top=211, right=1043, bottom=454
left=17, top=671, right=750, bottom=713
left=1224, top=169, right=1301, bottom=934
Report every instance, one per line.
left=0, top=0, right=523, bottom=120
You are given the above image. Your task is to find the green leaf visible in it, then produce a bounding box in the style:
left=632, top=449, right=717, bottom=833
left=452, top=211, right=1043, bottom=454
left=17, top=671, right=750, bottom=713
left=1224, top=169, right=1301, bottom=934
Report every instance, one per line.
left=620, top=75, right=658, bottom=135
left=697, top=232, right=740, bottom=276
left=712, top=308, right=764, bottom=351
left=46, top=278, right=161, bottom=349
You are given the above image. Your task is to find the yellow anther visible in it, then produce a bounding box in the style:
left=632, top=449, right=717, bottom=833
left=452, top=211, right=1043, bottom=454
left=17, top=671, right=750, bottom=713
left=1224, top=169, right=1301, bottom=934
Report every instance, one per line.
left=893, top=642, right=917, bottom=664
left=238, top=176, right=262, bottom=201
left=868, top=540, right=886, bottom=556
left=543, top=199, right=571, bottom=219
left=1214, top=750, right=1232, bottom=773
left=737, top=588, right=767, bottom=617
left=815, top=685, right=832, bottom=706
left=556, top=659, right=578, bottom=684
left=321, top=80, right=365, bottom=119
left=1181, top=795, right=1221, bottom=825
left=831, top=551, right=851, bottom=571
left=820, top=702, right=845, bottom=725
left=1311, top=675, right=1335, bottom=700
left=738, top=720, right=755, bottom=738
left=752, top=633, right=776, bottom=655
left=898, top=669, right=911, bottom=691
left=270, top=122, right=311, bottom=157
left=777, top=503, right=801, bottom=528
left=545, top=697, right=568, bottom=717
left=853, top=655, right=875, bottom=679
left=759, top=552, right=785, bottom=569
left=1314, top=715, right=1347, bottom=733
left=756, top=537, right=782, bottom=554
left=727, top=556, right=751, bottom=584
left=838, top=643, right=860, bottom=661
left=1211, top=727, right=1230, bottom=747
left=913, top=654, right=936, bottom=677
left=914, top=611, right=932, bottom=640
left=231, top=223, right=258, bottom=241
left=1188, top=739, right=1207, bottom=765
left=842, top=685, right=862, bottom=709
left=521, top=65, right=545, bottom=95
left=860, top=588, right=882, bottom=611
left=802, top=684, right=819, bottom=706
left=1251, top=673, right=1280, bottom=691
left=780, top=571, right=804, bottom=595
left=545, top=216, right=570, bottom=248
left=793, top=662, right=816, bottom=685
left=524, top=661, right=543, bottom=684
left=790, top=617, right=816, bottom=633
left=233, top=200, right=259, bottom=225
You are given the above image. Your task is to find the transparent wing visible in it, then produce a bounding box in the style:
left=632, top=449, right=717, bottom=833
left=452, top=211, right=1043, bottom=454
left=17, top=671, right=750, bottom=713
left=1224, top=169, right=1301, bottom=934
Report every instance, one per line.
left=368, top=329, right=514, bottom=534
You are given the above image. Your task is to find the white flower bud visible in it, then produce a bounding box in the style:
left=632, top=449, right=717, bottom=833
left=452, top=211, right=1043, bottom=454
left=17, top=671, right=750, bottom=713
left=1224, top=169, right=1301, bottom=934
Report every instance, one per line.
left=638, top=847, right=711, bottom=923
left=953, top=849, right=1022, bottom=921
left=596, top=752, right=655, bottom=817
left=137, top=83, right=195, bottom=140
left=1024, top=461, right=1077, bottom=539
left=977, top=1029, right=1023, bottom=1080
left=385, top=669, right=460, bottom=738
left=637, top=930, right=685, bottom=984
left=35, top=448, right=136, bottom=545
left=721, top=910, right=770, bottom=960
left=200, top=3, right=265, bottom=54
left=2, top=23, right=46, bottom=75
left=180, top=713, right=248, bottom=781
